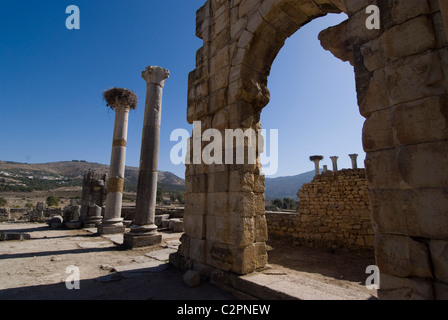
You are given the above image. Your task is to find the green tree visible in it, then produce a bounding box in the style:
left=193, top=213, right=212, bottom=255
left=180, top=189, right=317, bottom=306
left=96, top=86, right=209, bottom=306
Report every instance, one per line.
left=156, top=188, right=163, bottom=204
left=46, top=196, right=59, bottom=207
left=0, top=197, right=7, bottom=207
left=272, top=199, right=283, bottom=208
left=282, top=198, right=296, bottom=210
left=176, top=191, right=184, bottom=204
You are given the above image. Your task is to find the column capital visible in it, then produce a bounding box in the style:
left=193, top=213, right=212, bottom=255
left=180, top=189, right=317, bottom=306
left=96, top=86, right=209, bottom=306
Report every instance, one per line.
left=142, top=66, right=170, bottom=87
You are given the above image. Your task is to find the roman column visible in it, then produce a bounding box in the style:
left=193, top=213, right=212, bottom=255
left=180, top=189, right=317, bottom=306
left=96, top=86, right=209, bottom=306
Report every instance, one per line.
left=124, top=66, right=169, bottom=248
left=349, top=154, right=359, bottom=169
left=98, top=88, right=137, bottom=235
left=309, top=155, right=323, bottom=176
left=330, top=156, right=339, bottom=172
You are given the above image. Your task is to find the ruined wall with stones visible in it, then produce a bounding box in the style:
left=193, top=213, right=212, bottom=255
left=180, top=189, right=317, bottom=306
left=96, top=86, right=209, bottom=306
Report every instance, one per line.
left=0, top=208, right=9, bottom=222
left=266, top=169, right=374, bottom=249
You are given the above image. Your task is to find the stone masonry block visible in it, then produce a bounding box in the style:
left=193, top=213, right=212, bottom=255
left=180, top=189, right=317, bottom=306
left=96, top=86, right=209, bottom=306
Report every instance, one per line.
left=430, top=240, right=448, bottom=284
left=370, top=189, right=448, bottom=239
left=228, top=191, right=255, bottom=217
left=183, top=213, right=206, bottom=239
left=397, top=141, right=448, bottom=189
left=362, top=108, right=394, bottom=152
left=391, top=95, right=448, bottom=146
left=375, top=233, right=433, bottom=278
left=379, top=273, right=434, bottom=300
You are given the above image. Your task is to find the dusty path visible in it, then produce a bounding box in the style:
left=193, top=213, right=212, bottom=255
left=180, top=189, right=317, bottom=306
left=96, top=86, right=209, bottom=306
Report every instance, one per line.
left=0, top=223, right=234, bottom=300
left=0, top=223, right=377, bottom=300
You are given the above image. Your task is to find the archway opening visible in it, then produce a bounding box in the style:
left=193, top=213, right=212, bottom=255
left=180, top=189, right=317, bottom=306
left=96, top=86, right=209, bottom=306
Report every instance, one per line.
left=259, top=12, right=375, bottom=295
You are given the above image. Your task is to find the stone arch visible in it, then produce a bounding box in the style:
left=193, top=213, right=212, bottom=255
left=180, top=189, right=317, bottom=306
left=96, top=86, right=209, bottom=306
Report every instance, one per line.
left=177, top=0, right=448, bottom=299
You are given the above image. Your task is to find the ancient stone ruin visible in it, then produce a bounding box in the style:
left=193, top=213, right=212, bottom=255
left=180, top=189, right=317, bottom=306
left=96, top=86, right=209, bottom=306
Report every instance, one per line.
left=267, top=166, right=373, bottom=250
left=171, top=0, right=448, bottom=300
left=2, top=0, right=447, bottom=300
left=80, top=171, right=107, bottom=228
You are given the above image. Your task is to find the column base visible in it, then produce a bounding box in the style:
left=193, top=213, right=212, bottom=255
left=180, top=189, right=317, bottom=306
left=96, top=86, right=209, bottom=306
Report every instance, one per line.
left=123, top=232, right=162, bottom=248
left=83, top=216, right=103, bottom=228
left=97, top=224, right=126, bottom=235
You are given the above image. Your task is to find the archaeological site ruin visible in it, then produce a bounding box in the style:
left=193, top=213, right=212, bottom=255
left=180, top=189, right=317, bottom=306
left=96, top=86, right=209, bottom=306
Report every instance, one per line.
left=171, top=0, right=448, bottom=300
left=1, top=0, right=447, bottom=301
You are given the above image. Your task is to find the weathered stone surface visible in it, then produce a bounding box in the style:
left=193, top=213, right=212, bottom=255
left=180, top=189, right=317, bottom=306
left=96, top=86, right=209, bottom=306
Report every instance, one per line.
left=434, top=281, right=448, bottom=300
left=168, top=218, right=184, bottom=232
left=267, top=169, right=373, bottom=249
left=379, top=273, right=434, bottom=300
left=370, top=189, right=448, bottom=239
left=430, top=240, right=448, bottom=284
left=183, top=270, right=201, bottom=287
left=391, top=95, right=448, bottom=146
left=375, top=234, right=433, bottom=278
left=0, top=232, right=31, bottom=241
left=122, top=233, right=162, bottom=249
left=179, top=0, right=448, bottom=301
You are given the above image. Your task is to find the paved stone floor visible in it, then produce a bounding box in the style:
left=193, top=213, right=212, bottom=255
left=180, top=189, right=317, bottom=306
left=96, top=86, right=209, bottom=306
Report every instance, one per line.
left=0, top=223, right=377, bottom=300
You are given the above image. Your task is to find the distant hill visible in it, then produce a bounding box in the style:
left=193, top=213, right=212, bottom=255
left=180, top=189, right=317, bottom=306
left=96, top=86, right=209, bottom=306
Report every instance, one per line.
left=0, top=160, right=184, bottom=193
left=265, top=170, right=318, bottom=200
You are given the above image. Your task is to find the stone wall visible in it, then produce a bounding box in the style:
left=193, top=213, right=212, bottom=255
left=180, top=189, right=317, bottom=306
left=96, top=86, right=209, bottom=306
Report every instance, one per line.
left=121, top=206, right=184, bottom=221
left=266, top=169, right=374, bottom=249
left=0, top=208, right=9, bottom=222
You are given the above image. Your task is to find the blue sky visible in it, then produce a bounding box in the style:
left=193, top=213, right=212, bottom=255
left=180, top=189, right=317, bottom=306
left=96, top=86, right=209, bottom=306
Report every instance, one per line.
left=0, top=1, right=365, bottom=179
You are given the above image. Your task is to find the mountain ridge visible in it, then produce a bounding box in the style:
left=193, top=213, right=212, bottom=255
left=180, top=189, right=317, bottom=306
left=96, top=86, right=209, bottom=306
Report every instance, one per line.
left=1, top=160, right=316, bottom=199
left=264, top=170, right=317, bottom=200
left=0, top=160, right=184, bottom=192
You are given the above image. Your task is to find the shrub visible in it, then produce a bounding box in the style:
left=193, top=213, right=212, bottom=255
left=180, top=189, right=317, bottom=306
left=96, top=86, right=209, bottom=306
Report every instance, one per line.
left=46, top=196, right=59, bottom=207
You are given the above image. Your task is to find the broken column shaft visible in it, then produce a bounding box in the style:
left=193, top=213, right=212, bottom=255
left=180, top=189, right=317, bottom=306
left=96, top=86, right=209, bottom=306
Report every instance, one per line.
left=330, top=156, right=339, bottom=172
left=309, top=155, right=324, bottom=176
left=98, top=88, right=137, bottom=235
left=349, top=154, right=359, bottom=169
left=124, top=66, right=169, bottom=248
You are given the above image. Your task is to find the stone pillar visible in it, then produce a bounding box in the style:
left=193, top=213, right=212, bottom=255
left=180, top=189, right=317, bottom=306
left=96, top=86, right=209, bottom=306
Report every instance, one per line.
left=349, top=154, right=358, bottom=169
left=124, top=66, right=169, bottom=248
left=323, top=165, right=328, bottom=173
left=80, top=171, right=107, bottom=228
left=330, top=156, right=339, bottom=172
left=309, top=155, right=324, bottom=176
left=98, top=88, right=137, bottom=235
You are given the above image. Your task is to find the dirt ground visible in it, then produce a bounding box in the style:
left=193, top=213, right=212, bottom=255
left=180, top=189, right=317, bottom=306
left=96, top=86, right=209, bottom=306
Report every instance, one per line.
left=0, top=222, right=377, bottom=300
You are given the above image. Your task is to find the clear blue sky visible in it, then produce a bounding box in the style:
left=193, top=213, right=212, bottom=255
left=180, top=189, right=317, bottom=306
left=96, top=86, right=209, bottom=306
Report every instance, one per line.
left=0, top=1, right=365, bottom=179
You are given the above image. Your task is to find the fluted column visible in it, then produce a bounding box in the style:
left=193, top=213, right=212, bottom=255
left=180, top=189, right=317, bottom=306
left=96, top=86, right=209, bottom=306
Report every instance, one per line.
left=124, top=66, right=169, bottom=248
left=98, top=88, right=137, bottom=235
